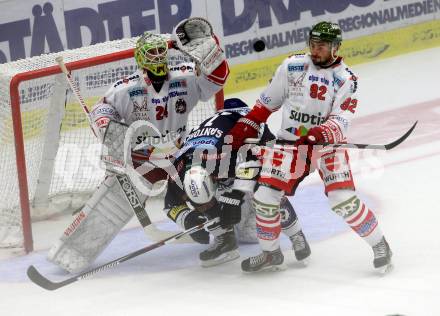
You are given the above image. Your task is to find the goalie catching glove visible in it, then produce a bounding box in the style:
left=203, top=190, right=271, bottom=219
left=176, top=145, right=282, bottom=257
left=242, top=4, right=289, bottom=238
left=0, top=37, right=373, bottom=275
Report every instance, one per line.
left=172, top=17, right=227, bottom=83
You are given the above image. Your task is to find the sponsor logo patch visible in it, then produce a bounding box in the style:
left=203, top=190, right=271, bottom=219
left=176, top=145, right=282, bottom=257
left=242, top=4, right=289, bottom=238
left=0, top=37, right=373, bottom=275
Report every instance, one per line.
left=92, top=107, right=115, bottom=116
left=64, top=211, right=86, bottom=237
left=170, top=65, right=194, bottom=73
left=288, top=63, right=305, bottom=72
left=175, top=98, right=187, bottom=114
left=189, top=179, right=200, bottom=197
left=95, top=117, right=110, bottom=128
left=289, top=108, right=326, bottom=125
left=129, top=88, right=148, bottom=98
left=113, top=74, right=139, bottom=88
left=354, top=214, right=378, bottom=237
left=169, top=80, right=187, bottom=89
left=259, top=93, right=272, bottom=104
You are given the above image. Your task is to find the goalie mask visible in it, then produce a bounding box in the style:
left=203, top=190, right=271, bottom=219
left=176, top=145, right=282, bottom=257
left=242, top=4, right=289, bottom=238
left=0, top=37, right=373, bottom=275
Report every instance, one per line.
left=135, top=32, right=169, bottom=77
left=183, top=165, right=216, bottom=205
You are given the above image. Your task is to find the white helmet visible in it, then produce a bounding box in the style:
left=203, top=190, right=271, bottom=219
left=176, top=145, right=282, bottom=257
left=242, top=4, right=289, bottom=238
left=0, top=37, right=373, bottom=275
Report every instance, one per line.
left=183, top=165, right=216, bottom=205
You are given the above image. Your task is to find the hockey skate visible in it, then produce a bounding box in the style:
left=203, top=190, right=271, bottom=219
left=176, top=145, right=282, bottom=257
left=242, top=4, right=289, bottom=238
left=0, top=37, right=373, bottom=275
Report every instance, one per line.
left=241, top=248, right=286, bottom=272
left=289, top=230, right=311, bottom=265
left=372, top=237, right=393, bottom=274
left=199, top=231, right=239, bottom=267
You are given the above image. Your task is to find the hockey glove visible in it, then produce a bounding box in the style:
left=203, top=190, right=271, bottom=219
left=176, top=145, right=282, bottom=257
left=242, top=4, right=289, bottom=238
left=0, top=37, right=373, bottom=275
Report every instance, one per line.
left=90, top=100, right=121, bottom=140
left=172, top=17, right=225, bottom=76
left=295, top=126, right=331, bottom=169
left=295, top=126, right=332, bottom=146
left=228, top=103, right=272, bottom=150
left=181, top=210, right=209, bottom=244
left=218, top=190, right=244, bottom=228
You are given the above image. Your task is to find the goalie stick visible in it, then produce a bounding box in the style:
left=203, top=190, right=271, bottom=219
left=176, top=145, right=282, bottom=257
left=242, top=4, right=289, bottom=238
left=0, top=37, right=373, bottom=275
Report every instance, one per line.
left=55, top=57, right=188, bottom=242
left=27, top=217, right=219, bottom=291
left=246, top=121, right=418, bottom=150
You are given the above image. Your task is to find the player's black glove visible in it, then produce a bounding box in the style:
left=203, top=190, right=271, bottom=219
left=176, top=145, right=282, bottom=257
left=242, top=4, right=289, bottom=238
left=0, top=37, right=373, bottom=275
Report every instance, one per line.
left=183, top=210, right=210, bottom=244
left=218, top=190, right=244, bottom=228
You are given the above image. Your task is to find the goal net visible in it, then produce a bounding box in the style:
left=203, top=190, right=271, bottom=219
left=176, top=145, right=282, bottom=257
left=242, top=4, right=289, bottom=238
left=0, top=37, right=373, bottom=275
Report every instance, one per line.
left=0, top=38, right=223, bottom=253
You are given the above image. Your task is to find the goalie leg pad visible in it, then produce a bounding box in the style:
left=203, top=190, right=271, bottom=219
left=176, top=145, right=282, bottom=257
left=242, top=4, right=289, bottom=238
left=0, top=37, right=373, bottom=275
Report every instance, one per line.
left=47, top=176, right=144, bottom=273
left=236, top=192, right=258, bottom=244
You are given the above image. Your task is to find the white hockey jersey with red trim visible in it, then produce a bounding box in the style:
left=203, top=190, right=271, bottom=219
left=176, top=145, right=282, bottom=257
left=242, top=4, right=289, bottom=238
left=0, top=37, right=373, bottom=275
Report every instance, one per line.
left=258, top=53, right=359, bottom=143
left=90, top=63, right=225, bottom=152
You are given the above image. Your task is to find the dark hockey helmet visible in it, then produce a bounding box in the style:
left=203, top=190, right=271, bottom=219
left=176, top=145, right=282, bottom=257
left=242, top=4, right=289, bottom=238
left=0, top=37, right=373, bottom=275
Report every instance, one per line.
left=309, top=22, right=342, bottom=44
left=223, top=98, right=249, bottom=110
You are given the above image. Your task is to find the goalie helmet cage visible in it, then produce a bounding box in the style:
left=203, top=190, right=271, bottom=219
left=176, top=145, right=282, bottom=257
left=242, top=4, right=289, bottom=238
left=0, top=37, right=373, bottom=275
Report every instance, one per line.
left=0, top=38, right=224, bottom=253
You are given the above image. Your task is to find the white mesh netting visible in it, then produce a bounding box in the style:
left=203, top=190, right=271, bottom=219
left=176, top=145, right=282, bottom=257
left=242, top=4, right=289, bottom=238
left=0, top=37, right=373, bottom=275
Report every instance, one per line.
left=0, top=37, right=219, bottom=248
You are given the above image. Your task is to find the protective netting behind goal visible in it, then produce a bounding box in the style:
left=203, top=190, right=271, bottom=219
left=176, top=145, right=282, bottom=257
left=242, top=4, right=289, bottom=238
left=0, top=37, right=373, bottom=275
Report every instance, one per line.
left=0, top=38, right=221, bottom=252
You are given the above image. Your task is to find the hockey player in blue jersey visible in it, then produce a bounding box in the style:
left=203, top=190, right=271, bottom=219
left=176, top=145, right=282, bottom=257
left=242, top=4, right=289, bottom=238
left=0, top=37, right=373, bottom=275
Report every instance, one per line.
left=163, top=98, right=311, bottom=267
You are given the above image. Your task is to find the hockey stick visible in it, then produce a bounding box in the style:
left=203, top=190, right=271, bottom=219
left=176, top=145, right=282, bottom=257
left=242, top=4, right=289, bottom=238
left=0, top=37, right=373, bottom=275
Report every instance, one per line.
left=55, top=57, right=174, bottom=241
left=245, top=121, right=418, bottom=150
left=27, top=217, right=219, bottom=291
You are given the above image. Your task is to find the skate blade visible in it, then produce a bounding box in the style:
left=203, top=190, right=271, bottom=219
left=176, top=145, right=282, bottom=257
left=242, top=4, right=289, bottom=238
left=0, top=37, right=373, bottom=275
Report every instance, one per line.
left=297, top=257, right=310, bottom=267
left=200, top=250, right=240, bottom=268
left=242, top=262, right=287, bottom=273
left=377, top=263, right=394, bottom=275
left=267, top=263, right=287, bottom=272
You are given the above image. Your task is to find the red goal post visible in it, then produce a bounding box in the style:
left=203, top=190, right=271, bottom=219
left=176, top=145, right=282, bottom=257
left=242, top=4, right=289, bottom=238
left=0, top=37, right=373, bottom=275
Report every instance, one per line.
left=0, top=39, right=224, bottom=253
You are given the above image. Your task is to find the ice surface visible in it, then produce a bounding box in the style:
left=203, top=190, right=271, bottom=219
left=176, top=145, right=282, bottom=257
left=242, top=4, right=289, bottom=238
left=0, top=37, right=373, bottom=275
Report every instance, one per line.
left=1, top=47, right=440, bottom=316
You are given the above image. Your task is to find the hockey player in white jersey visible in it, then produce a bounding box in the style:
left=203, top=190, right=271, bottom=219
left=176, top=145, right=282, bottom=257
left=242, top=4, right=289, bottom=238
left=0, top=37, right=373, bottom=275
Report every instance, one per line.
left=163, top=98, right=311, bottom=267
left=228, top=22, right=392, bottom=273
left=47, top=17, right=230, bottom=273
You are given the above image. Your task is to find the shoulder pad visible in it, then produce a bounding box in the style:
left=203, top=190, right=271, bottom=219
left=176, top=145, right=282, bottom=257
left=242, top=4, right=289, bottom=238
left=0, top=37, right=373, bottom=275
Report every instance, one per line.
left=287, top=53, right=306, bottom=60
left=333, top=66, right=359, bottom=93
left=285, top=54, right=308, bottom=66
left=168, top=63, right=196, bottom=75
left=112, top=73, right=141, bottom=89
left=344, top=67, right=358, bottom=81
left=286, top=54, right=309, bottom=72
